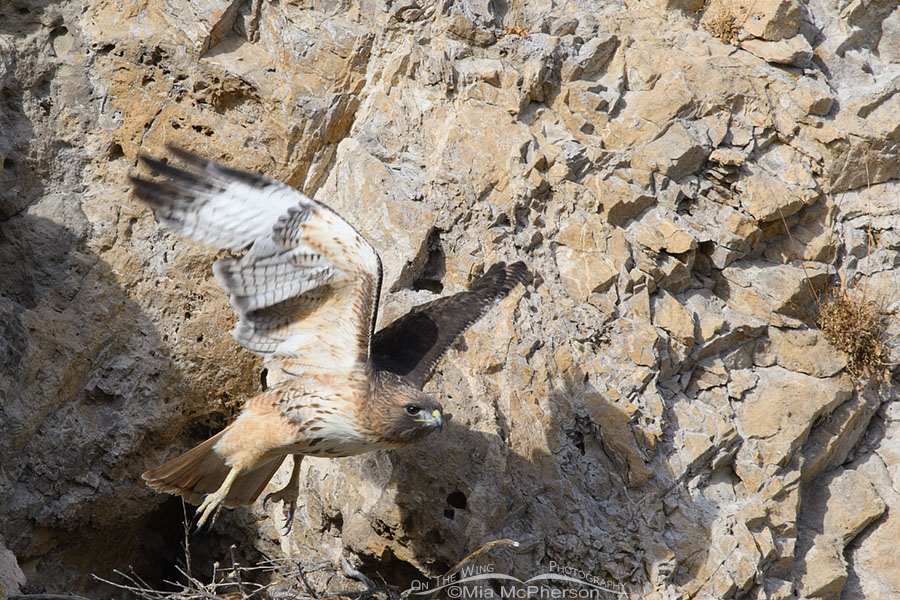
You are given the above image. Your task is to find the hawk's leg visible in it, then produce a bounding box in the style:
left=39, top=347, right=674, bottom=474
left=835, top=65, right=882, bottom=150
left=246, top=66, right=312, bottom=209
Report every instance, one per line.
left=195, top=467, right=240, bottom=531
left=264, top=454, right=303, bottom=533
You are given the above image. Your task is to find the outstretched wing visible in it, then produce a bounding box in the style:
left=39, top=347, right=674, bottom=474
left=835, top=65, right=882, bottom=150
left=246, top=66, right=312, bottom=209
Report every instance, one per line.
left=130, top=147, right=382, bottom=376
left=371, top=262, right=527, bottom=388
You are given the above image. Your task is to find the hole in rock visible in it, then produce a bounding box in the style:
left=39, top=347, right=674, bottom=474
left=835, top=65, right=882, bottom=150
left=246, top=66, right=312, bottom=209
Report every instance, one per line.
left=446, top=491, right=467, bottom=510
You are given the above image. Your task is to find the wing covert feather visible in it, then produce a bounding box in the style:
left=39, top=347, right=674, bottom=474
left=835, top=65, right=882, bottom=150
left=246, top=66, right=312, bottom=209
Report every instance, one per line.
left=130, top=147, right=382, bottom=376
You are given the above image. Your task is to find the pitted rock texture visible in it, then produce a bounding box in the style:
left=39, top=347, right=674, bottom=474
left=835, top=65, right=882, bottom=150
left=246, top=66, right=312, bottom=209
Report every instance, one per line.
left=1, top=0, right=899, bottom=598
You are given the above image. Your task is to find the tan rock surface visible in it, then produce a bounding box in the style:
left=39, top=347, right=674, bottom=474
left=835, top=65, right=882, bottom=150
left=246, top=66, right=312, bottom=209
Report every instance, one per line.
left=796, top=468, right=886, bottom=599
left=741, top=0, right=804, bottom=41
left=2, top=0, right=899, bottom=598
left=740, top=34, right=814, bottom=68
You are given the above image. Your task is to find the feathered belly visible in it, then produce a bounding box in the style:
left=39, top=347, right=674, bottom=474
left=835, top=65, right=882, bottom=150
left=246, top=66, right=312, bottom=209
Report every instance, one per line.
left=273, top=376, right=389, bottom=458
left=282, top=403, right=396, bottom=458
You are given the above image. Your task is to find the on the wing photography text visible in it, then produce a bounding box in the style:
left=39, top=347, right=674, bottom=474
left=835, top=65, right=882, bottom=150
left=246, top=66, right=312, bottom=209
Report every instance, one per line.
left=404, top=561, right=627, bottom=599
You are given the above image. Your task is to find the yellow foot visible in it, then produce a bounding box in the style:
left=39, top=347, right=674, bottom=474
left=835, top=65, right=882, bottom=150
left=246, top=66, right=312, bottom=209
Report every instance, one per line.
left=194, top=468, right=239, bottom=531
left=194, top=489, right=226, bottom=531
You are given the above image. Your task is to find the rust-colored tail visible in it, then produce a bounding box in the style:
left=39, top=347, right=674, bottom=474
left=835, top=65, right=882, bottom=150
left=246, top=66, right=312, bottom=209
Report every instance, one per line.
left=142, top=426, right=286, bottom=507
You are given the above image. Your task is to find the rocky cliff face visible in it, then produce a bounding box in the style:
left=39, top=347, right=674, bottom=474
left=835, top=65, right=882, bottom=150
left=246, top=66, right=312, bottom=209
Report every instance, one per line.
left=1, top=0, right=899, bottom=598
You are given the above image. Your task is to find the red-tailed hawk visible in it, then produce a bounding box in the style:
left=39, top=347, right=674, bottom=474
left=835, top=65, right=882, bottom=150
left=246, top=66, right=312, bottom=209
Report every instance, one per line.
left=130, top=148, right=527, bottom=530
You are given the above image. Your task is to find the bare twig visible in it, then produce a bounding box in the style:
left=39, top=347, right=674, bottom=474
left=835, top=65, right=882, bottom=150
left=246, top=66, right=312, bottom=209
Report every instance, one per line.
left=341, top=557, right=376, bottom=589
left=863, top=148, right=873, bottom=300
left=182, top=499, right=192, bottom=577
left=229, top=544, right=247, bottom=598
left=10, top=595, right=92, bottom=600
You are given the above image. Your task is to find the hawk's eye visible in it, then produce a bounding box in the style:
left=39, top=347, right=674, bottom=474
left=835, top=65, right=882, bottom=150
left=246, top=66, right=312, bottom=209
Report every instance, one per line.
left=405, top=404, right=421, bottom=416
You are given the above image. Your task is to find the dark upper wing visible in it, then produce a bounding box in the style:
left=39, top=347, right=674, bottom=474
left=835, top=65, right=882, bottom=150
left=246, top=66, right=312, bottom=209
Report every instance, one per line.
left=371, top=261, right=527, bottom=388
left=130, top=147, right=382, bottom=378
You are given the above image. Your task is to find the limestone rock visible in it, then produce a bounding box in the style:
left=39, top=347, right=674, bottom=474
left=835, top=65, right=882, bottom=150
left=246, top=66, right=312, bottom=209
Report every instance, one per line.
left=630, top=210, right=697, bottom=255
left=0, top=539, right=25, bottom=597
left=792, top=77, right=835, bottom=116
left=742, top=0, right=804, bottom=41
left=561, top=32, right=618, bottom=81
left=632, top=122, right=710, bottom=182
left=160, top=0, right=244, bottom=55
left=554, top=210, right=628, bottom=301
left=652, top=291, right=695, bottom=349
left=796, top=468, right=886, bottom=599
left=716, top=261, right=828, bottom=325
left=443, top=0, right=499, bottom=47
left=651, top=0, right=705, bottom=12
left=735, top=367, right=854, bottom=489
left=555, top=245, right=618, bottom=299
left=740, top=34, right=814, bottom=67
left=3, top=0, right=900, bottom=598
left=767, top=327, right=847, bottom=378
left=555, top=245, right=618, bottom=300
left=588, top=174, right=655, bottom=225
left=737, top=145, right=821, bottom=222
left=315, top=138, right=437, bottom=292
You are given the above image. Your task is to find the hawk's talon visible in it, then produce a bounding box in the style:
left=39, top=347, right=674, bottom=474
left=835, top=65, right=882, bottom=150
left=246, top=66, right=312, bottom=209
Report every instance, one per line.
left=193, top=504, right=222, bottom=532
left=281, top=504, right=299, bottom=535
left=263, top=455, right=303, bottom=534
left=194, top=493, right=224, bottom=532
left=263, top=484, right=300, bottom=534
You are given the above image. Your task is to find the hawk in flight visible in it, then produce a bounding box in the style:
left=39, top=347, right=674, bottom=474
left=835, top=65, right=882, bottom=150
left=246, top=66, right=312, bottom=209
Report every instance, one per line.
left=131, top=148, right=527, bottom=530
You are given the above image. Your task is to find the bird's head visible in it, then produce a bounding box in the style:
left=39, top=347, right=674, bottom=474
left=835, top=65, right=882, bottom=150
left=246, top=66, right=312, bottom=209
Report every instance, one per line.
left=384, top=389, right=445, bottom=445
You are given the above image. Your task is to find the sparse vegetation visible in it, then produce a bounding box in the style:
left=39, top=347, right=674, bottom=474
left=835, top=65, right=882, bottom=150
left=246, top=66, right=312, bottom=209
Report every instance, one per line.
left=703, top=3, right=741, bottom=45
left=702, top=0, right=764, bottom=45
left=503, top=0, right=528, bottom=37
left=816, top=287, right=893, bottom=382
left=774, top=162, right=897, bottom=386
left=91, top=504, right=394, bottom=600
left=91, top=508, right=519, bottom=600
left=94, top=554, right=396, bottom=600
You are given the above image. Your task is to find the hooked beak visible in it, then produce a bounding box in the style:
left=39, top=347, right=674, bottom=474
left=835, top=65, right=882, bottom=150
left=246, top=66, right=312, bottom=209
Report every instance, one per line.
left=414, top=408, right=449, bottom=431
left=430, top=408, right=443, bottom=431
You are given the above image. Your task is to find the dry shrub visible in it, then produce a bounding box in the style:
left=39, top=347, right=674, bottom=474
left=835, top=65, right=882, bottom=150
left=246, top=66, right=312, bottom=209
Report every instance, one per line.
left=92, top=507, right=396, bottom=600
left=703, top=3, right=740, bottom=45
left=92, top=509, right=518, bottom=600
left=816, top=288, right=892, bottom=382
